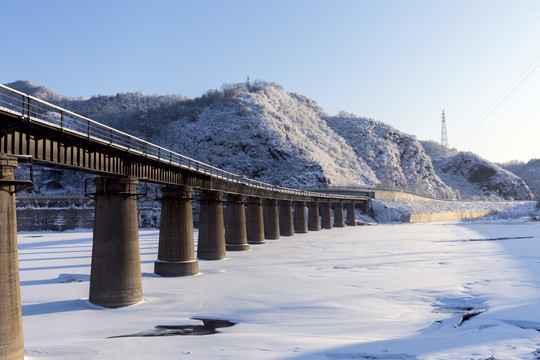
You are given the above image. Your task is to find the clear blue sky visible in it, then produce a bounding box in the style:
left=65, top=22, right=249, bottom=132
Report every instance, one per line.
left=2, top=0, right=539, bottom=163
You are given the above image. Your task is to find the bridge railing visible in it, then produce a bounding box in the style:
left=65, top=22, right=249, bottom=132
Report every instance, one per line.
left=0, top=84, right=364, bottom=201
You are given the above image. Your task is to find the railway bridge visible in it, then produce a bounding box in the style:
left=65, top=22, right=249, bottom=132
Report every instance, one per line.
left=0, top=84, right=368, bottom=359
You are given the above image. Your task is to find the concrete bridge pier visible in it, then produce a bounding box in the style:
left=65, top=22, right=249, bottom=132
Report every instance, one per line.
left=307, top=202, right=320, bottom=231
left=320, top=202, right=333, bottom=229
left=0, top=155, right=24, bottom=360
left=279, top=200, right=294, bottom=236
left=89, top=177, right=143, bottom=308
left=154, top=186, right=199, bottom=277
left=225, top=194, right=250, bottom=251
left=197, top=191, right=227, bottom=260
left=246, top=197, right=266, bottom=245
left=263, top=198, right=280, bottom=240
left=359, top=200, right=369, bottom=215
left=334, top=202, right=345, bottom=227
left=294, top=201, right=308, bottom=233
left=347, top=202, right=357, bottom=226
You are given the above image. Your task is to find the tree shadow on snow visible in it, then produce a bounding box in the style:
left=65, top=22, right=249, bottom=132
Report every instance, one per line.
left=20, top=273, right=90, bottom=286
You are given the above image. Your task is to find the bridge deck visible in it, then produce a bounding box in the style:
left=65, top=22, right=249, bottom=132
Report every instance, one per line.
left=0, top=84, right=366, bottom=202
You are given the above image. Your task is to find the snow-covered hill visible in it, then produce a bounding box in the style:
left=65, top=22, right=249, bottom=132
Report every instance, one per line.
left=326, top=114, right=456, bottom=199
left=420, top=140, right=459, bottom=158
left=156, top=84, right=378, bottom=188
left=431, top=152, right=533, bottom=200
left=4, top=80, right=533, bottom=200
left=5, top=80, right=70, bottom=103
left=419, top=140, right=534, bottom=200
left=501, top=159, right=540, bottom=197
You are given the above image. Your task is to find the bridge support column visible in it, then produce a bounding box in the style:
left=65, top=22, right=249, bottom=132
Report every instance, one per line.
left=346, top=202, right=357, bottom=226
left=247, top=197, right=266, bottom=245
left=155, top=186, right=199, bottom=277
left=320, top=202, right=333, bottom=229
left=225, top=194, right=250, bottom=251
left=0, top=155, right=24, bottom=360
left=198, top=191, right=226, bottom=260
left=89, top=177, right=142, bottom=308
left=263, top=199, right=280, bottom=240
left=334, top=202, right=345, bottom=227
left=308, top=202, right=320, bottom=231
left=279, top=200, right=294, bottom=236
left=294, top=201, right=308, bottom=233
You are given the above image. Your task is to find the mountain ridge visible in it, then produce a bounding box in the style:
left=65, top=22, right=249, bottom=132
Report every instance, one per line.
left=3, top=80, right=533, bottom=200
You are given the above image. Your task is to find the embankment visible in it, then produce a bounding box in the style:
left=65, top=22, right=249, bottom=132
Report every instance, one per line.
left=402, top=210, right=497, bottom=223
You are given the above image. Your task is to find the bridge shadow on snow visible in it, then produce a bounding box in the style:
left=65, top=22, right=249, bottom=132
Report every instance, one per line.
left=19, top=259, right=156, bottom=272
left=17, top=236, right=94, bottom=250
left=19, top=263, right=90, bottom=272
left=22, top=299, right=104, bottom=316
left=18, top=254, right=91, bottom=263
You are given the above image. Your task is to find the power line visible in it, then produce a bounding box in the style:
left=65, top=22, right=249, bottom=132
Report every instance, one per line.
left=478, top=108, right=540, bottom=152
left=452, top=53, right=540, bottom=147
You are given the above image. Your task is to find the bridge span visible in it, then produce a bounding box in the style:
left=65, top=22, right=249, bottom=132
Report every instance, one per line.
left=0, top=84, right=368, bottom=359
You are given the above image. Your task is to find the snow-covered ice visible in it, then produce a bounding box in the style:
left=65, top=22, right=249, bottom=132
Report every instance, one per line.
left=17, top=216, right=540, bottom=359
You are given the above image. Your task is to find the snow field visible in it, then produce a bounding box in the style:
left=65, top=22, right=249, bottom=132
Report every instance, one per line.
left=17, top=220, right=540, bottom=359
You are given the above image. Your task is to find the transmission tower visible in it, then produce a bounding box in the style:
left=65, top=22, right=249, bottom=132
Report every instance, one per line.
left=440, top=109, right=449, bottom=156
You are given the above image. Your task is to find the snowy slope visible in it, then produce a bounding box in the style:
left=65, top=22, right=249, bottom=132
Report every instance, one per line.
left=420, top=140, right=533, bottom=200
left=5, top=80, right=70, bottom=103
left=431, top=152, right=533, bottom=200
left=157, top=84, right=378, bottom=187
left=501, top=159, right=540, bottom=197
left=420, top=140, right=460, bottom=158
left=326, top=114, right=456, bottom=198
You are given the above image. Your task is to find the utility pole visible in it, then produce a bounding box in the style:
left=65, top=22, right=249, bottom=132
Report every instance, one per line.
left=440, top=109, right=449, bottom=156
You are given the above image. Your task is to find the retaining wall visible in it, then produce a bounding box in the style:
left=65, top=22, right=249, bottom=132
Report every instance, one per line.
left=16, top=206, right=160, bottom=231
left=403, top=210, right=497, bottom=223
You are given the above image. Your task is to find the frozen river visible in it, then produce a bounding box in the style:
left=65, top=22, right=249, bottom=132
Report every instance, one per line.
left=18, top=218, right=540, bottom=359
